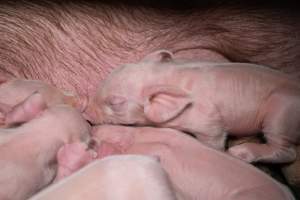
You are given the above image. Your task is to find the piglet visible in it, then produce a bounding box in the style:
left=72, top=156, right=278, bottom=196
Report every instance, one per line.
left=0, top=79, right=77, bottom=127
left=29, top=155, right=177, bottom=200
left=0, top=92, right=91, bottom=200
left=90, top=125, right=295, bottom=200
left=36, top=125, right=295, bottom=200
left=84, top=50, right=300, bottom=163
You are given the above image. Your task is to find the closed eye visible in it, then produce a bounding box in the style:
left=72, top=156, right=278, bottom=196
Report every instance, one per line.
left=109, top=102, right=126, bottom=112
left=105, top=95, right=127, bottom=112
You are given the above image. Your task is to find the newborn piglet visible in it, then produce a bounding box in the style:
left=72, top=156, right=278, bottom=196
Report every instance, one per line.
left=0, top=92, right=90, bottom=200
left=90, top=125, right=295, bottom=200
left=85, top=50, right=300, bottom=164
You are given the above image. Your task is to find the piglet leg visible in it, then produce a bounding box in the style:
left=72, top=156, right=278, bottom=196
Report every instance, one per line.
left=229, top=91, right=300, bottom=163
left=228, top=142, right=297, bottom=163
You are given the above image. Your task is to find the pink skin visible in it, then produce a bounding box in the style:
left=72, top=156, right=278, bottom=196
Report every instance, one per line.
left=1, top=2, right=300, bottom=112
left=0, top=92, right=91, bottom=200
left=54, top=142, right=96, bottom=181
left=0, top=3, right=298, bottom=198
left=84, top=125, right=294, bottom=200
left=53, top=139, right=124, bottom=181
left=0, top=79, right=78, bottom=127
left=85, top=50, right=300, bottom=164
left=55, top=125, right=295, bottom=199
left=30, top=155, right=176, bottom=200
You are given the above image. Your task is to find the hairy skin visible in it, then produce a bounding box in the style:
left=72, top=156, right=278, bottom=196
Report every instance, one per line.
left=0, top=1, right=299, bottom=110
left=0, top=2, right=299, bottom=198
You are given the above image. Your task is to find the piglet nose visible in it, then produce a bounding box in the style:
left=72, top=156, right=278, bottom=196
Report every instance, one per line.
left=81, top=97, right=104, bottom=125
left=82, top=104, right=100, bottom=124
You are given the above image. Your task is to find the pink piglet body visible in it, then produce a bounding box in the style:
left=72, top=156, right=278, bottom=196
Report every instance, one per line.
left=0, top=93, right=91, bottom=200
left=85, top=50, right=300, bottom=163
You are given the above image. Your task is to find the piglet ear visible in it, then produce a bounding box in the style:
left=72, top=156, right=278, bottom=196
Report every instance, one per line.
left=142, top=50, right=174, bottom=63
left=5, top=92, right=47, bottom=126
left=143, top=85, right=192, bottom=123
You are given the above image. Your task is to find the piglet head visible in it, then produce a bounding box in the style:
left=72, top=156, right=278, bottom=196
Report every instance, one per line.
left=84, top=50, right=192, bottom=125
left=84, top=90, right=147, bottom=125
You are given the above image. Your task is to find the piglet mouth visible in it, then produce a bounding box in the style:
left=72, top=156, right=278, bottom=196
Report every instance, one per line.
left=82, top=104, right=102, bottom=125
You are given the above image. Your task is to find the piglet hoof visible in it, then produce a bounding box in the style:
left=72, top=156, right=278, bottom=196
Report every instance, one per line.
left=228, top=145, right=257, bottom=163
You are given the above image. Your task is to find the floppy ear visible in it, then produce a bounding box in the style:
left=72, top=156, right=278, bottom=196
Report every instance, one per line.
left=142, top=50, right=174, bottom=63
left=5, top=92, right=47, bottom=126
left=143, top=85, right=192, bottom=123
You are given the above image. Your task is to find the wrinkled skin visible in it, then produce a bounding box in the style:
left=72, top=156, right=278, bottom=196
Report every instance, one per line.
left=79, top=125, right=293, bottom=200
left=0, top=79, right=77, bottom=127
left=0, top=93, right=91, bottom=200
left=30, top=155, right=177, bottom=200
left=85, top=50, right=300, bottom=164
